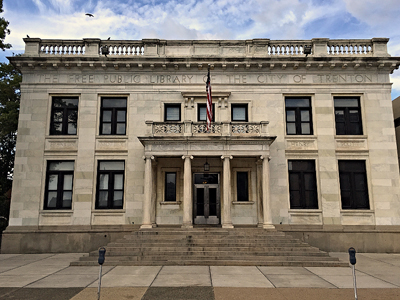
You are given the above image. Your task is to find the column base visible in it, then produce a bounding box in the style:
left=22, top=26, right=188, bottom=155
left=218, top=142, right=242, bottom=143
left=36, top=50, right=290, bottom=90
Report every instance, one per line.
left=140, top=224, right=153, bottom=229
left=181, top=224, right=193, bottom=229
left=222, top=224, right=234, bottom=229
left=262, top=224, right=276, bottom=230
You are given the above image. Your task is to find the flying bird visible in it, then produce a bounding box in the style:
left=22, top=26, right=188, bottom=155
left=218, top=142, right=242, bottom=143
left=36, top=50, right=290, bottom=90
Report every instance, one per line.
left=85, top=13, right=94, bottom=17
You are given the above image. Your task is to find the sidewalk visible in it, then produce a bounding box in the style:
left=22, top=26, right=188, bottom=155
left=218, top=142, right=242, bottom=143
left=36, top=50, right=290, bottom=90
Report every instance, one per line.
left=0, top=252, right=399, bottom=299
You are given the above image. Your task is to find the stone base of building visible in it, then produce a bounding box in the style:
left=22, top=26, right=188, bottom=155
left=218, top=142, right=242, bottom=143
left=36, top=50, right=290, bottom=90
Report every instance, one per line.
left=2, top=225, right=400, bottom=254
left=0, top=225, right=139, bottom=254
left=277, top=225, right=400, bottom=253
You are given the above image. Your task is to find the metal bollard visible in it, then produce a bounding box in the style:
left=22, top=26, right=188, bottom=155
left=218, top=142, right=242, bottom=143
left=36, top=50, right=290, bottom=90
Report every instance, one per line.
left=98, top=247, right=106, bottom=300
left=348, top=247, right=358, bottom=300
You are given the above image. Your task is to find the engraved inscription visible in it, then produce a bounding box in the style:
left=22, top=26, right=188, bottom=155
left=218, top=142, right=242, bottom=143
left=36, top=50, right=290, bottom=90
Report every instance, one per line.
left=336, top=139, right=367, bottom=150
left=32, top=73, right=378, bottom=85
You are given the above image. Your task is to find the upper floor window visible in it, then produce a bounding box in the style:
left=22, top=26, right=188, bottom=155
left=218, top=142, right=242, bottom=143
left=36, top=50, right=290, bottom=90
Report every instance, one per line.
left=96, top=161, right=125, bottom=209
left=164, top=104, right=181, bottom=121
left=338, top=160, right=369, bottom=209
left=198, top=103, right=215, bottom=122
left=288, top=160, right=318, bottom=209
left=285, top=97, right=313, bottom=135
left=50, top=97, right=79, bottom=135
left=231, top=104, right=248, bottom=122
left=100, top=97, right=127, bottom=135
left=44, top=161, right=74, bottom=210
left=334, top=97, right=362, bottom=135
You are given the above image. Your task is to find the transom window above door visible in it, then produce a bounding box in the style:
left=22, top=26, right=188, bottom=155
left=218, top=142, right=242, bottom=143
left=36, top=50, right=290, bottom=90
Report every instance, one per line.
left=164, top=104, right=181, bottom=121
left=231, top=104, right=248, bottom=122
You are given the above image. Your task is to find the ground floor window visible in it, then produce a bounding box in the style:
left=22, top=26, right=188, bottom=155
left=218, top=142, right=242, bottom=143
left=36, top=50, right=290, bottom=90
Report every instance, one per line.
left=236, top=171, right=249, bottom=201
left=165, top=172, right=177, bottom=201
left=44, top=161, right=74, bottom=210
left=338, top=160, right=369, bottom=209
left=96, top=161, right=125, bottom=209
left=288, top=160, right=318, bottom=209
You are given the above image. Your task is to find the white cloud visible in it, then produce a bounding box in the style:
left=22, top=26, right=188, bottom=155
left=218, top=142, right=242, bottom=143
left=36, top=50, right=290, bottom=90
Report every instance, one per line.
left=343, top=0, right=400, bottom=35
left=391, top=72, right=400, bottom=100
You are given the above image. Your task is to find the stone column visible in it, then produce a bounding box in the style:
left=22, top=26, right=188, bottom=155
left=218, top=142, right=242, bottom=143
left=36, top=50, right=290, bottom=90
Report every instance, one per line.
left=182, top=155, right=193, bottom=228
left=221, top=156, right=234, bottom=228
left=256, top=159, right=263, bottom=227
left=151, top=160, right=157, bottom=227
left=262, top=156, right=275, bottom=229
left=140, top=156, right=154, bottom=229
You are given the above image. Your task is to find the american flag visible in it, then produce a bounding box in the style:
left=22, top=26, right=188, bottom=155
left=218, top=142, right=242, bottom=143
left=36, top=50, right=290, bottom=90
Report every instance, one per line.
left=206, top=67, right=213, bottom=131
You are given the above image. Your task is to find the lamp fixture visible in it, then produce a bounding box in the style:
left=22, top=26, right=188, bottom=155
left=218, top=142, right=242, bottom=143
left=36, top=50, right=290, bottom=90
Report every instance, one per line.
left=101, top=45, right=109, bottom=57
left=204, top=158, right=210, bottom=172
left=304, top=45, right=312, bottom=57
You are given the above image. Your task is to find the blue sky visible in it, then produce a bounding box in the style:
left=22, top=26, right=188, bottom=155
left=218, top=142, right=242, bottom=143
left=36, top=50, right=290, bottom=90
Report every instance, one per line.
left=2, top=0, right=400, bottom=99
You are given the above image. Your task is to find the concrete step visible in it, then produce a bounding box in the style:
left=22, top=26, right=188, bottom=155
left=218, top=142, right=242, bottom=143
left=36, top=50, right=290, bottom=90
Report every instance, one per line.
left=108, top=240, right=309, bottom=248
left=72, top=257, right=347, bottom=267
left=98, top=250, right=329, bottom=257
left=72, top=228, right=344, bottom=267
left=78, top=253, right=338, bottom=262
left=95, top=246, right=322, bottom=253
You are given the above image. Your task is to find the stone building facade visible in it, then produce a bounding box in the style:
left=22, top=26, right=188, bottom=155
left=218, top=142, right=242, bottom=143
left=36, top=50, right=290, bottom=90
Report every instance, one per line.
left=2, top=37, right=400, bottom=253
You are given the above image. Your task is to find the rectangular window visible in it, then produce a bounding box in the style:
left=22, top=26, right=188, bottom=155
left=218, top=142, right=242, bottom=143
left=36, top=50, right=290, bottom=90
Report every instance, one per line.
left=338, top=160, right=369, bottom=209
left=164, top=104, right=181, bottom=121
left=236, top=172, right=249, bottom=201
left=165, top=172, right=177, bottom=201
left=231, top=104, right=248, bottom=121
left=285, top=97, right=313, bottom=135
left=288, top=160, right=318, bottom=209
left=334, top=97, right=362, bottom=135
left=96, top=161, right=125, bottom=209
left=198, top=103, right=215, bottom=122
left=44, top=161, right=74, bottom=209
left=50, top=97, right=79, bottom=135
left=100, top=97, right=127, bottom=135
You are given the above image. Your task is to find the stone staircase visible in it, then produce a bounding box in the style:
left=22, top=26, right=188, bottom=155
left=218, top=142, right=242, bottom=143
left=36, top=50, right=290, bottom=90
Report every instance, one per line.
left=71, top=228, right=347, bottom=267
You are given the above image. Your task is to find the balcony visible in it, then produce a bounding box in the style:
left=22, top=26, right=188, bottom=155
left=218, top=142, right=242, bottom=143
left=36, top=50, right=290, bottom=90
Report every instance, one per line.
left=145, top=121, right=270, bottom=137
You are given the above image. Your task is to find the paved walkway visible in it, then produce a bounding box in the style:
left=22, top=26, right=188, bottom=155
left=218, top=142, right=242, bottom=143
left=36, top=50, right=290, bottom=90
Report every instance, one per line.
left=0, top=252, right=399, bottom=299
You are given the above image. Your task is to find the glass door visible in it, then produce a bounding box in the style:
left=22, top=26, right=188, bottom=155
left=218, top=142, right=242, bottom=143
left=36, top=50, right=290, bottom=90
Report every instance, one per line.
left=193, top=173, right=220, bottom=225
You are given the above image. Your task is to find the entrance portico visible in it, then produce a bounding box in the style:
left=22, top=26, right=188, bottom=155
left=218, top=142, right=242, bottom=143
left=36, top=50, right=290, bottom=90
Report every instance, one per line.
left=138, top=121, right=276, bottom=229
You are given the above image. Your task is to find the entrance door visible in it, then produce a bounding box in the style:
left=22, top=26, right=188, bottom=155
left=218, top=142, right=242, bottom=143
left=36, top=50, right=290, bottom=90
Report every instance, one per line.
left=193, top=173, right=220, bottom=225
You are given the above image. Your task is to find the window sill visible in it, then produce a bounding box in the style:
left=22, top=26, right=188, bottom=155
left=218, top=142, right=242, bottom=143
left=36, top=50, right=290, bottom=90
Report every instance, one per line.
left=340, top=209, right=373, bottom=213
left=40, top=210, right=73, bottom=215
left=160, top=201, right=182, bottom=205
left=92, top=209, right=126, bottom=213
left=232, top=201, right=255, bottom=205
left=285, top=135, right=317, bottom=139
left=96, top=135, right=128, bottom=139
left=289, top=209, right=322, bottom=213
left=45, top=135, right=78, bottom=139
left=335, top=135, right=367, bottom=139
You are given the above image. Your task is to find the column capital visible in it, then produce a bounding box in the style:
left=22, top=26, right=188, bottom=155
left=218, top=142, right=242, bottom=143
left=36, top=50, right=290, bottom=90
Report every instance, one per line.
left=260, top=155, right=271, bottom=161
left=143, top=155, right=155, bottom=160
left=221, top=155, right=233, bottom=160
left=182, top=155, right=193, bottom=160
